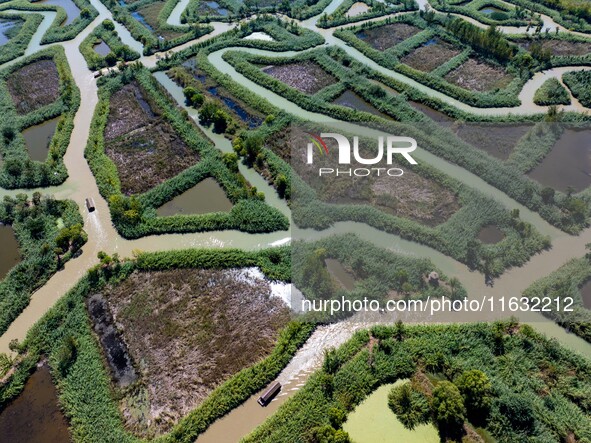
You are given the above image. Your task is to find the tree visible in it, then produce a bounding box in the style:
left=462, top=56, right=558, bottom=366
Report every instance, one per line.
left=26, top=217, right=45, bottom=240
left=394, top=319, right=405, bottom=342
left=454, top=370, right=492, bottom=425
left=183, top=86, right=204, bottom=108
left=432, top=381, right=466, bottom=440
left=310, top=425, right=351, bottom=443
left=243, top=134, right=263, bottom=165
left=322, top=347, right=340, bottom=374
left=222, top=152, right=239, bottom=173
left=103, top=20, right=115, bottom=31
left=388, top=382, right=431, bottom=430
left=275, top=173, right=288, bottom=198
left=213, top=110, right=229, bottom=133
left=105, top=52, right=117, bottom=67
left=541, top=186, right=555, bottom=204
left=328, top=407, right=347, bottom=429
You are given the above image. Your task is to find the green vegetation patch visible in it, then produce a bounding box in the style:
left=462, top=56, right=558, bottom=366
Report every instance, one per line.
left=79, top=19, right=141, bottom=71
left=86, top=66, right=288, bottom=238
left=244, top=321, right=591, bottom=443
left=534, top=78, right=571, bottom=106
left=563, top=70, right=591, bottom=108
left=0, top=47, right=80, bottom=188
left=0, top=193, right=86, bottom=336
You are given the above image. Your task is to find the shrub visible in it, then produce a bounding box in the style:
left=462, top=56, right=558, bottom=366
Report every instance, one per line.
left=563, top=70, right=591, bottom=107
left=534, top=78, right=571, bottom=106
left=432, top=381, right=466, bottom=439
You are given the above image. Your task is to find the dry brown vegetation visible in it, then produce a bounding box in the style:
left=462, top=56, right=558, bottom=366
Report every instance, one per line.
left=369, top=173, right=460, bottom=226
left=6, top=59, right=60, bottom=114
left=516, top=38, right=591, bottom=56
left=263, top=61, right=336, bottom=94
left=445, top=57, right=513, bottom=91
left=104, top=82, right=200, bottom=195
left=357, top=23, right=422, bottom=51
left=102, top=268, right=290, bottom=436
left=401, top=39, right=461, bottom=72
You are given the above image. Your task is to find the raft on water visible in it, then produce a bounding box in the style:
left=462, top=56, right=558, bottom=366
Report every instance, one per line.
left=258, top=381, right=281, bottom=406
left=86, top=198, right=96, bottom=213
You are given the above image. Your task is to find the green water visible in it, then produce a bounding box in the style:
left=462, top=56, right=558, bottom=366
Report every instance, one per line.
left=343, top=381, right=439, bottom=443
left=156, top=177, right=233, bottom=216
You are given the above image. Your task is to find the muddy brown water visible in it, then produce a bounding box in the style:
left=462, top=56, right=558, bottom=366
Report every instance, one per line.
left=580, top=280, right=591, bottom=309
left=93, top=40, right=111, bottom=56
left=325, top=258, right=356, bottom=291
left=409, top=100, right=453, bottom=123
left=455, top=124, right=532, bottom=160
left=0, top=364, right=71, bottom=443
left=528, top=128, right=591, bottom=193
left=478, top=225, right=505, bottom=244
left=0, top=224, right=20, bottom=280
left=333, top=89, right=390, bottom=119
left=156, top=178, right=233, bottom=217
left=22, top=117, right=59, bottom=162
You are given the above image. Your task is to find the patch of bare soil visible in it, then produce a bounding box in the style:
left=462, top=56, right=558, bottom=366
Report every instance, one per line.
left=401, top=39, right=461, bottom=72
left=370, top=173, right=460, bottom=226
left=445, top=57, right=513, bottom=91
left=104, top=268, right=290, bottom=437
left=357, top=23, right=422, bottom=51
left=516, top=38, right=591, bottom=56
left=6, top=59, right=60, bottom=114
left=263, top=61, right=336, bottom=94
left=104, top=82, right=199, bottom=195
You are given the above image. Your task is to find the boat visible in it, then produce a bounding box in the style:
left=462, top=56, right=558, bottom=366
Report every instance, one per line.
left=86, top=198, right=96, bottom=213
left=257, top=381, right=281, bottom=406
